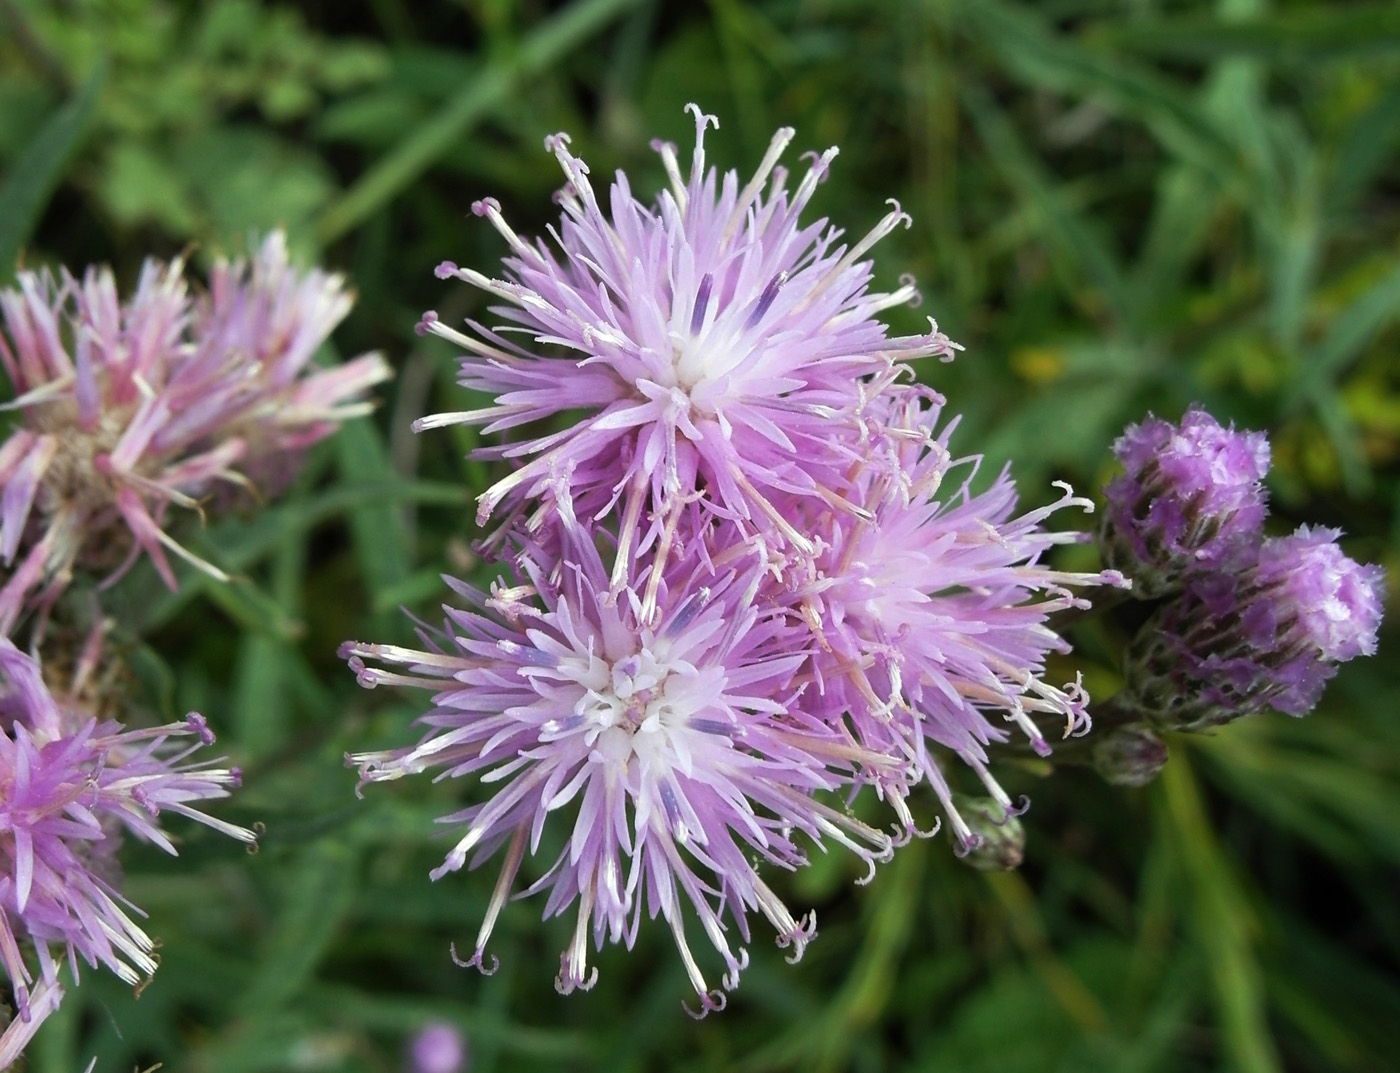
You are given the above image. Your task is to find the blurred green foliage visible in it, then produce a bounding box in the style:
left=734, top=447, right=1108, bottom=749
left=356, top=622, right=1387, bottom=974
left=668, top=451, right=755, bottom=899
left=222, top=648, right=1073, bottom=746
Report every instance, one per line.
left=1, top=0, right=1397, bottom=1071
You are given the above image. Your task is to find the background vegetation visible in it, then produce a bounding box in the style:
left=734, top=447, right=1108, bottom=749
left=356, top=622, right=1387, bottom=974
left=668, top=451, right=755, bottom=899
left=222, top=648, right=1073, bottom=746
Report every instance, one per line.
left=2, top=1, right=1397, bottom=1070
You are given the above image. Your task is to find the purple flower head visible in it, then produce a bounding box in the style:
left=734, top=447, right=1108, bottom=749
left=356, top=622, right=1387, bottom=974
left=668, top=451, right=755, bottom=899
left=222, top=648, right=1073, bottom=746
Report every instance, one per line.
left=1258, top=526, right=1385, bottom=665
left=418, top=105, right=955, bottom=584
left=0, top=637, right=253, bottom=1065
left=783, top=388, right=1122, bottom=850
left=343, top=528, right=892, bottom=1016
left=1101, top=408, right=1270, bottom=596
left=0, top=233, right=389, bottom=613
left=1125, top=526, right=1385, bottom=728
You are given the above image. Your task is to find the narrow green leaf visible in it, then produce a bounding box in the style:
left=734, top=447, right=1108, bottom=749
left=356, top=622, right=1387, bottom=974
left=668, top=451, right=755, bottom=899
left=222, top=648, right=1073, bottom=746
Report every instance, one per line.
left=1128, top=167, right=1223, bottom=321
left=195, top=571, right=305, bottom=641
left=963, top=1, right=1249, bottom=196
left=1328, top=81, right=1400, bottom=216
left=960, top=85, right=1134, bottom=329
left=235, top=842, right=358, bottom=1019
left=334, top=415, right=413, bottom=610
left=316, top=0, right=643, bottom=242
left=1160, top=754, right=1282, bottom=1073
left=1292, top=258, right=1400, bottom=402
left=1201, top=727, right=1400, bottom=867
left=0, top=63, right=105, bottom=282
left=1087, top=6, right=1400, bottom=64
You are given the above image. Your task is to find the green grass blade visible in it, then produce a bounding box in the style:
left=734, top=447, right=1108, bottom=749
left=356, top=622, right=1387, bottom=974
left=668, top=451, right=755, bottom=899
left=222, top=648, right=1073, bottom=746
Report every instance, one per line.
left=961, top=84, right=1134, bottom=330
left=962, top=1, right=1249, bottom=196
left=1292, top=258, right=1400, bottom=403
left=1087, top=6, right=1400, bottom=64
left=1160, top=753, right=1282, bottom=1073
left=0, top=62, right=105, bottom=281
left=1328, top=81, right=1400, bottom=216
left=316, top=0, right=643, bottom=243
left=235, top=841, right=359, bottom=1020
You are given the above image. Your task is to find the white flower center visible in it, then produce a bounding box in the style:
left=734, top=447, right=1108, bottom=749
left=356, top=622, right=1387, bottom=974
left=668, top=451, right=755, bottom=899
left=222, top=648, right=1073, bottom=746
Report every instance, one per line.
left=576, top=649, right=690, bottom=764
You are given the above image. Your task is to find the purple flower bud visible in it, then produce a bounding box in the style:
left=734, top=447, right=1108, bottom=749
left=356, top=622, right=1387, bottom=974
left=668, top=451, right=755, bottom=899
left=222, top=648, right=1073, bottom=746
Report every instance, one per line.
left=1124, top=526, right=1384, bottom=728
left=1101, top=409, right=1270, bottom=597
left=406, top=1023, right=467, bottom=1073
left=951, top=795, right=1026, bottom=871
left=1092, top=724, right=1168, bottom=787
left=1256, top=527, right=1384, bottom=665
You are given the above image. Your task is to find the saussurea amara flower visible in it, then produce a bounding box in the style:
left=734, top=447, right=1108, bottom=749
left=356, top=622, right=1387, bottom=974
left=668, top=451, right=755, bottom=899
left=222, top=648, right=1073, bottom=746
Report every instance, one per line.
left=418, top=104, right=955, bottom=583
left=1100, top=408, right=1270, bottom=596
left=0, top=232, right=389, bottom=616
left=782, top=387, right=1123, bottom=848
left=343, top=530, right=892, bottom=1015
left=1125, top=525, right=1384, bottom=728
left=0, top=636, right=253, bottom=1065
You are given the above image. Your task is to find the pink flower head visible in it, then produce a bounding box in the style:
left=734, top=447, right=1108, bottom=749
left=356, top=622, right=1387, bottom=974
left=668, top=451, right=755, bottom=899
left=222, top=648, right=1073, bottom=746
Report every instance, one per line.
left=0, top=636, right=253, bottom=1065
left=0, top=233, right=389, bottom=616
left=343, top=528, right=891, bottom=1016
left=418, top=105, right=955, bottom=585
left=194, top=232, right=393, bottom=486
left=787, top=388, right=1123, bottom=849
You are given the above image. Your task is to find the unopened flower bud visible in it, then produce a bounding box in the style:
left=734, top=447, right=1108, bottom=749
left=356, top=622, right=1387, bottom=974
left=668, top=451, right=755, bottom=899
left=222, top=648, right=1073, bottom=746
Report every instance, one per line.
left=952, top=794, right=1025, bottom=871
left=1101, top=409, right=1269, bottom=597
left=1092, top=724, right=1168, bottom=787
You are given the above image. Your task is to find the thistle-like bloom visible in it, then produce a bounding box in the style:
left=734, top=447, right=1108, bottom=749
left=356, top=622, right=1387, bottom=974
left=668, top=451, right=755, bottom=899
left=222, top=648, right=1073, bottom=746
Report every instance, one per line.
left=1125, top=525, right=1384, bottom=728
left=418, top=105, right=955, bottom=580
left=0, top=637, right=253, bottom=1065
left=786, top=387, right=1122, bottom=848
left=343, top=531, right=891, bottom=1015
left=1101, top=409, right=1270, bottom=596
left=0, top=232, right=390, bottom=614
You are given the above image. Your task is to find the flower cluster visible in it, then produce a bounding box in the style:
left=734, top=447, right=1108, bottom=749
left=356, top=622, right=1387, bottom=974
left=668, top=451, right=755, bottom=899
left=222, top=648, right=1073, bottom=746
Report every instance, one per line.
left=0, top=231, right=390, bottom=626
left=1, top=233, right=382, bottom=1062
left=1101, top=410, right=1384, bottom=733
left=347, top=107, right=1117, bottom=1013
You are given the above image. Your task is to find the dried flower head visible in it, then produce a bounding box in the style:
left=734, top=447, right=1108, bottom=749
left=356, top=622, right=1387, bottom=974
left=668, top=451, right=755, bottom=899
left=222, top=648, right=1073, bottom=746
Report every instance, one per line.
left=1101, top=408, right=1270, bottom=596
left=418, top=105, right=954, bottom=584
left=1125, top=525, right=1384, bottom=728
left=0, top=637, right=253, bottom=1065
left=343, top=531, right=891, bottom=1015
left=0, top=233, right=389, bottom=616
